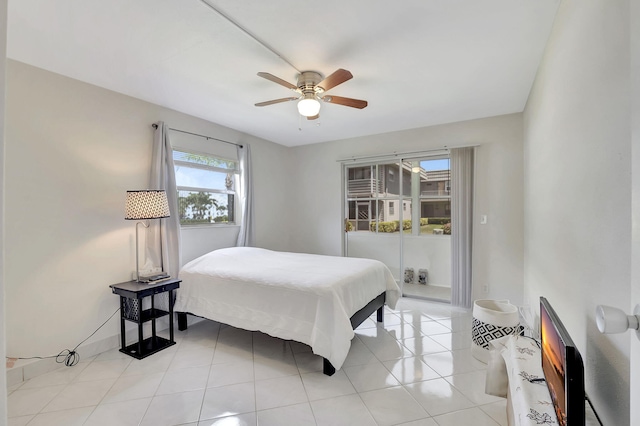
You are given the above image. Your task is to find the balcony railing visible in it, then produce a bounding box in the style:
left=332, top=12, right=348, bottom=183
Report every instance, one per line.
left=348, top=179, right=382, bottom=196
left=420, top=189, right=451, bottom=197
left=348, top=178, right=450, bottom=198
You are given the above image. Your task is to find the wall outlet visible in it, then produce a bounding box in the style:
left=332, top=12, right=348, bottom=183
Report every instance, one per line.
left=482, top=283, right=489, bottom=293
left=480, top=215, right=488, bottom=225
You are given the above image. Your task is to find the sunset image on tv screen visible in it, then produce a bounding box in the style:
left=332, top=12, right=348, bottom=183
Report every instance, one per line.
left=541, top=305, right=566, bottom=426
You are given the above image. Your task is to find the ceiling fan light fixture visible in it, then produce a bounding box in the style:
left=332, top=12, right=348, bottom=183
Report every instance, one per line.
left=297, top=96, right=321, bottom=117
left=256, top=69, right=366, bottom=118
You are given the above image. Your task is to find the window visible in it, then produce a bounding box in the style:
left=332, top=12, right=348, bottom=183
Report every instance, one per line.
left=349, top=166, right=371, bottom=180
left=346, top=162, right=397, bottom=232
left=173, top=149, right=238, bottom=226
left=344, top=156, right=451, bottom=235
left=416, top=158, right=451, bottom=235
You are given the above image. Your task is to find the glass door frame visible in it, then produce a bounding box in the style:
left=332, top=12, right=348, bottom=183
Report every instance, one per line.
left=342, top=161, right=404, bottom=292
left=341, top=152, right=451, bottom=300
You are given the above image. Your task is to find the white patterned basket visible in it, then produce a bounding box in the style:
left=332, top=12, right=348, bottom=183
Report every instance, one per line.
left=471, top=299, right=519, bottom=363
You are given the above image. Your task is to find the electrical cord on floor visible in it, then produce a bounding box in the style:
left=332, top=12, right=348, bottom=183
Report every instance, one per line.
left=7, top=307, right=120, bottom=367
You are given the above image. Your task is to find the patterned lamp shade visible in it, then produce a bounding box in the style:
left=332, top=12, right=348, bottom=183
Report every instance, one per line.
left=125, top=190, right=170, bottom=220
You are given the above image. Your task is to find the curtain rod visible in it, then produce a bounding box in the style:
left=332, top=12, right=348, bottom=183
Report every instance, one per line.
left=338, top=148, right=449, bottom=163
left=336, top=144, right=479, bottom=163
left=152, top=124, right=243, bottom=148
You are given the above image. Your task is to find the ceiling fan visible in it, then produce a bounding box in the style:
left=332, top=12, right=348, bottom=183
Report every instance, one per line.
left=255, top=69, right=368, bottom=120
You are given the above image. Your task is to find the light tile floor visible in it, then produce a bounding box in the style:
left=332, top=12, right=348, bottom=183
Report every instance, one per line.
left=7, top=298, right=507, bottom=426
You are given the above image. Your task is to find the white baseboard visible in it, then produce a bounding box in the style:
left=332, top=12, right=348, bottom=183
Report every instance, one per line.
left=7, top=334, right=120, bottom=388
left=7, top=315, right=199, bottom=388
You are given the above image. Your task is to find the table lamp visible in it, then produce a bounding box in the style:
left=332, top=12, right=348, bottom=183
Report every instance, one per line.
left=125, top=190, right=170, bottom=282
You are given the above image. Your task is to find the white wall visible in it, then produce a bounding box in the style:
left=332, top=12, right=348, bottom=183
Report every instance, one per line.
left=4, top=60, right=291, bottom=358
left=630, top=1, right=640, bottom=423
left=403, top=236, right=451, bottom=288
left=0, top=0, right=7, bottom=422
left=181, top=226, right=240, bottom=265
left=346, top=234, right=451, bottom=288
left=523, top=1, right=630, bottom=424
left=289, top=113, right=525, bottom=304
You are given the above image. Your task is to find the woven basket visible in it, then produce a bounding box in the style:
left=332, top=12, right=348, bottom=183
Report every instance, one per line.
left=471, top=299, right=519, bottom=363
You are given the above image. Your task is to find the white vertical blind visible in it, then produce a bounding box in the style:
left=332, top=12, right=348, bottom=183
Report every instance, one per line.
left=450, top=147, right=475, bottom=308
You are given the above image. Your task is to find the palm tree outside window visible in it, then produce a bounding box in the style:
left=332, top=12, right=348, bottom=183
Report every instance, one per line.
left=173, top=149, right=238, bottom=226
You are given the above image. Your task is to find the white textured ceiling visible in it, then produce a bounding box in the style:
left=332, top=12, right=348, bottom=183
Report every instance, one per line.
left=7, top=0, right=559, bottom=147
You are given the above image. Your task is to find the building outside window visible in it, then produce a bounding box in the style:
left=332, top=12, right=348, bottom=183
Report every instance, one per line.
left=345, top=158, right=451, bottom=235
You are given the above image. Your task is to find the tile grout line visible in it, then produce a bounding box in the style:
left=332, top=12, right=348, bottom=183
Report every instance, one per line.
left=194, top=321, right=223, bottom=425
left=8, top=301, right=504, bottom=426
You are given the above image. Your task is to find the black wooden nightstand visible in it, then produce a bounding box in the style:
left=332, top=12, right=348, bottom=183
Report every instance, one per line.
left=110, top=278, right=181, bottom=359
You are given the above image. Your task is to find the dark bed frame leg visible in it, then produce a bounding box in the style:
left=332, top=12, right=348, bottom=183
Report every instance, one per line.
left=177, top=312, right=188, bottom=331
left=323, top=358, right=336, bottom=376
left=322, top=301, right=384, bottom=376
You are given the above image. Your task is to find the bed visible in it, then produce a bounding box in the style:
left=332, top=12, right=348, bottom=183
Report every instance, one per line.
left=173, top=247, right=401, bottom=375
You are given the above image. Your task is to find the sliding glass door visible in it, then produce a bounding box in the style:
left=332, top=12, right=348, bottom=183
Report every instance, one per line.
left=344, top=162, right=402, bottom=282
left=343, top=155, right=452, bottom=302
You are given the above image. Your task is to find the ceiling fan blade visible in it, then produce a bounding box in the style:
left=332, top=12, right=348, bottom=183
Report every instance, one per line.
left=257, top=72, right=298, bottom=90
left=307, top=114, right=320, bottom=121
left=317, top=69, right=353, bottom=92
left=323, top=95, right=368, bottom=109
left=255, top=97, right=298, bottom=107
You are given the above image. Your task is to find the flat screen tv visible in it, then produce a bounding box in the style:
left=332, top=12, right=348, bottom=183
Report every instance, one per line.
left=540, top=297, right=585, bottom=426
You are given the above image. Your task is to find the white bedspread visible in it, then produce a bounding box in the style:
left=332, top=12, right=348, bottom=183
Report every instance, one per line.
left=174, top=247, right=400, bottom=370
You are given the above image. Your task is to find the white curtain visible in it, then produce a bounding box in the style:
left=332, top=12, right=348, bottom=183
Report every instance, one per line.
left=236, top=143, right=255, bottom=247
left=147, top=122, right=181, bottom=277
left=450, top=147, right=475, bottom=308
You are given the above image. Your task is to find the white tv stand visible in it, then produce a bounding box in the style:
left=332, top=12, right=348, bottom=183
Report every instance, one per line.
left=486, top=335, right=601, bottom=426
